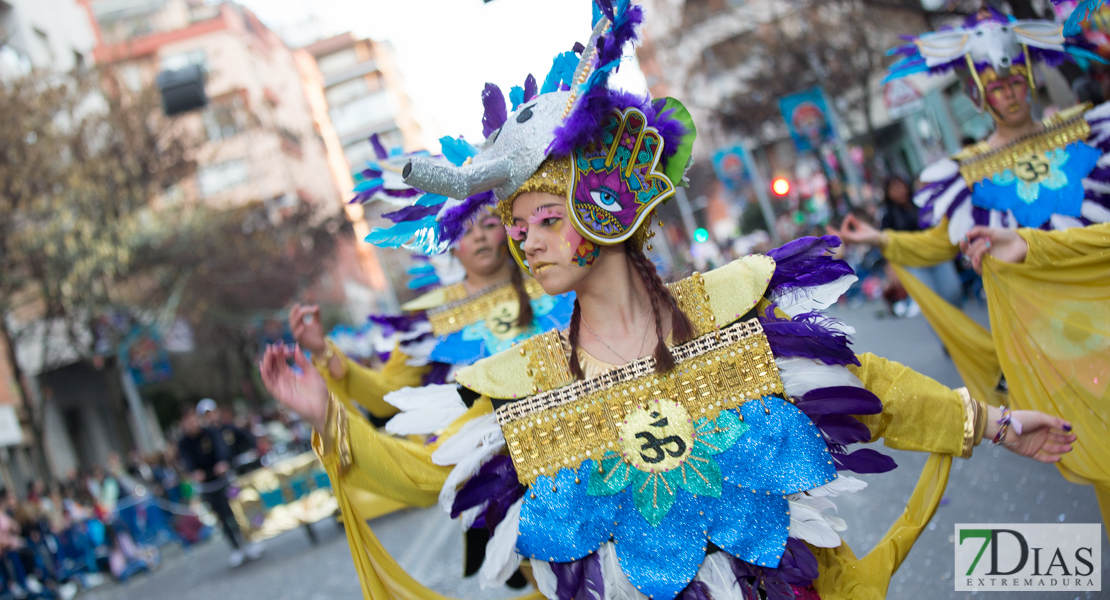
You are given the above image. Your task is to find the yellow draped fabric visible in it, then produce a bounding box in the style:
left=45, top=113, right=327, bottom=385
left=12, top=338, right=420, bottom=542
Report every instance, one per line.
left=983, top=225, right=1110, bottom=526
left=883, top=222, right=1110, bottom=526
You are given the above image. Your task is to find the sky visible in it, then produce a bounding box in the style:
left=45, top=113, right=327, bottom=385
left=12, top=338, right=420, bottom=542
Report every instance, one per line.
left=238, top=0, right=648, bottom=146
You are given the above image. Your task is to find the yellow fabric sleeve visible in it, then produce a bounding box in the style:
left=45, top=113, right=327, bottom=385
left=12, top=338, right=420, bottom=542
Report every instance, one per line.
left=1018, top=222, right=1110, bottom=267
left=848, top=353, right=968, bottom=457
left=881, top=220, right=959, bottom=267
left=322, top=343, right=430, bottom=418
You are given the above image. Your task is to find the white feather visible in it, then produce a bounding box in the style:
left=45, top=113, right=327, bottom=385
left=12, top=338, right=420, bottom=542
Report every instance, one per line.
left=1050, top=214, right=1084, bottom=230
left=801, top=475, right=868, bottom=498
left=598, top=543, right=647, bottom=600
left=1083, top=177, right=1110, bottom=195
left=431, top=414, right=505, bottom=513
left=478, top=497, right=524, bottom=589
left=918, top=158, right=958, bottom=183
left=787, top=499, right=843, bottom=548
left=530, top=559, right=558, bottom=600
left=401, top=336, right=439, bottom=366
left=695, top=552, right=743, bottom=600
left=775, top=358, right=863, bottom=398
left=1097, top=152, right=1110, bottom=168
left=946, top=198, right=975, bottom=244
left=383, top=384, right=468, bottom=435
left=926, top=176, right=969, bottom=218
left=1081, top=200, right=1110, bottom=223
left=772, top=274, right=857, bottom=317
left=1086, top=100, right=1110, bottom=124
left=459, top=503, right=486, bottom=530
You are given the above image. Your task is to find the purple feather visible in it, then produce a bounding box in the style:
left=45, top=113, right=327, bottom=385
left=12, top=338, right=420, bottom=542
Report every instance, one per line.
left=482, top=83, right=507, bottom=139
left=796, top=386, right=882, bottom=417
left=766, top=236, right=855, bottom=293
left=523, top=74, right=538, bottom=103
left=421, top=361, right=452, bottom=386
left=551, top=552, right=604, bottom=600
left=451, top=455, right=524, bottom=533
left=678, top=581, right=711, bottom=600
left=382, top=203, right=441, bottom=224
left=368, top=313, right=427, bottom=336
left=438, top=191, right=498, bottom=246
left=831, top=447, right=897, bottom=474
left=813, top=414, right=872, bottom=445
left=370, top=133, right=389, bottom=160
left=548, top=88, right=686, bottom=160
left=361, top=168, right=383, bottom=178
left=727, top=554, right=801, bottom=600
left=761, top=309, right=859, bottom=367
left=379, top=187, right=424, bottom=199
left=777, top=538, right=819, bottom=586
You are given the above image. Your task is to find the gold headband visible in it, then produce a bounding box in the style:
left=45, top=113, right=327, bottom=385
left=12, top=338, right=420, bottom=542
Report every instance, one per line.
left=978, top=63, right=1029, bottom=85
left=497, top=155, right=574, bottom=225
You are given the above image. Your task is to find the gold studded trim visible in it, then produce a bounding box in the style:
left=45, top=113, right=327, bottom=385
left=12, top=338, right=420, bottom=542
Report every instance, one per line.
left=518, top=330, right=574, bottom=395
left=497, top=319, right=783, bottom=486
left=956, top=113, right=1091, bottom=185
left=667, top=271, right=716, bottom=337
left=425, top=278, right=545, bottom=337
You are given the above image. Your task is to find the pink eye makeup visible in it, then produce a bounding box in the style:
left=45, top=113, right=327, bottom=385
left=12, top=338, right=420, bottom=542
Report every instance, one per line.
left=506, top=224, right=527, bottom=241
left=526, top=206, right=564, bottom=224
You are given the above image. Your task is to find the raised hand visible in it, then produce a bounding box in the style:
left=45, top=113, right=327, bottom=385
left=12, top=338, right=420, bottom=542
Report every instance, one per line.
left=993, top=409, right=1076, bottom=464
left=259, top=344, right=328, bottom=431
left=958, top=226, right=1028, bottom=274
left=290, top=304, right=326, bottom=355
left=826, top=214, right=884, bottom=246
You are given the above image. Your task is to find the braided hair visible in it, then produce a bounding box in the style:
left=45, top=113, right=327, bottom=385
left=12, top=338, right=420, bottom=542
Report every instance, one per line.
left=567, top=242, right=695, bottom=379
left=508, top=256, right=534, bottom=328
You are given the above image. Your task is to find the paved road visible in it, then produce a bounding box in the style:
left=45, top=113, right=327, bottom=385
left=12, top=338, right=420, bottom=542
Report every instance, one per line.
left=96, top=303, right=1106, bottom=600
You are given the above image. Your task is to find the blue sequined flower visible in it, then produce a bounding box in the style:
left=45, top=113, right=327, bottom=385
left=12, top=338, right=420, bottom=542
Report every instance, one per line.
left=515, top=396, right=836, bottom=600
left=974, top=142, right=1100, bottom=227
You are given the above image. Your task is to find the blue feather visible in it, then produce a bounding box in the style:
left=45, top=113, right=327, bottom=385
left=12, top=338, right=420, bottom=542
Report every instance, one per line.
left=353, top=178, right=384, bottom=192
left=1067, top=46, right=1109, bottom=64
left=365, top=215, right=449, bottom=254
left=439, top=137, right=478, bottom=167
left=407, top=275, right=440, bottom=290
left=592, top=1, right=603, bottom=26
left=509, top=86, right=524, bottom=110
left=407, top=263, right=436, bottom=275
left=1064, top=1, right=1103, bottom=36
left=540, top=51, right=578, bottom=94
left=415, top=193, right=447, bottom=207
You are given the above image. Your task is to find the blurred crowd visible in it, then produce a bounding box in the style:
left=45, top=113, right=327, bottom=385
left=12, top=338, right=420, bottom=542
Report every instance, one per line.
left=0, top=402, right=314, bottom=599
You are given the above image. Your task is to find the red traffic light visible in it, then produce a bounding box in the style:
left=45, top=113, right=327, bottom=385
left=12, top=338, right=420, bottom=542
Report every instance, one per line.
left=772, top=178, right=791, bottom=196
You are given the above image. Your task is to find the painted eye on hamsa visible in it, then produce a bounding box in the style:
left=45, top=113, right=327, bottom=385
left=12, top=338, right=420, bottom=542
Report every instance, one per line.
left=618, top=400, right=694, bottom=473
left=589, top=185, right=625, bottom=211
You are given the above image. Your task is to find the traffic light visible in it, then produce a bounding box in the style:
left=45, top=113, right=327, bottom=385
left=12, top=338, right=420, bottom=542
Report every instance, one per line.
left=772, top=177, right=791, bottom=197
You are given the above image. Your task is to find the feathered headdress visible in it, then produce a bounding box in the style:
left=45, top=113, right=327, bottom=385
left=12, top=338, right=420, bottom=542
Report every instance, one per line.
left=361, top=0, right=696, bottom=258
left=884, top=9, right=1102, bottom=117
left=1054, top=0, right=1105, bottom=36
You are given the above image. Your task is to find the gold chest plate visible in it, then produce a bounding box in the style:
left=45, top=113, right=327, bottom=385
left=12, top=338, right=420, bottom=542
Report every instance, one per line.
left=497, top=319, right=784, bottom=486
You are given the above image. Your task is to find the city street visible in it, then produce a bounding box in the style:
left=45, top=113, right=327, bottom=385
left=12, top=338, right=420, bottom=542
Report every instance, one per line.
left=89, top=302, right=1108, bottom=600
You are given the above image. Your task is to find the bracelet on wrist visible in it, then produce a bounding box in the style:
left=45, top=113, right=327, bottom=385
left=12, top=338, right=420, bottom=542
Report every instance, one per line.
left=992, top=405, right=1013, bottom=446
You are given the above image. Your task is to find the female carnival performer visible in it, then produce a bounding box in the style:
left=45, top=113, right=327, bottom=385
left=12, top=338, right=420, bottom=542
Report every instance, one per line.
left=261, top=3, right=1074, bottom=599
left=290, top=136, right=575, bottom=422
left=829, top=8, right=1110, bottom=527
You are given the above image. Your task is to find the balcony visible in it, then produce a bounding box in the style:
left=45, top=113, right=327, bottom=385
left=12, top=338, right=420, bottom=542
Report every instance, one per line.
left=323, top=59, right=379, bottom=88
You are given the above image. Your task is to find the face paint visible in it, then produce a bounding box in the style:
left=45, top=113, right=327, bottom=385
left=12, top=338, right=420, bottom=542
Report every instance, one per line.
left=573, top=239, right=601, bottom=267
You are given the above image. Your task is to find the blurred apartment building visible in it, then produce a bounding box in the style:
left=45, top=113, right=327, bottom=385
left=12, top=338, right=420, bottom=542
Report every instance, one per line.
left=0, top=0, right=99, bottom=495
left=0, top=0, right=404, bottom=489
left=300, top=32, right=433, bottom=304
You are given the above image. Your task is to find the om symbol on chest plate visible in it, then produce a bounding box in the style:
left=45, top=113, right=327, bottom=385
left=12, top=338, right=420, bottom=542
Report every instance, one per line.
left=485, top=300, right=525, bottom=341
left=619, top=400, right=694, bottom=473
left=1012, top=151, right=1052, bottom=184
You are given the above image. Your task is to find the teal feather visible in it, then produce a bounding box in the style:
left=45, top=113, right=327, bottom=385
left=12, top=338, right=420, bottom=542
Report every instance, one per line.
left=439, top=137, right=478, bottom=167
left=540, top=51, right=578, bottom=94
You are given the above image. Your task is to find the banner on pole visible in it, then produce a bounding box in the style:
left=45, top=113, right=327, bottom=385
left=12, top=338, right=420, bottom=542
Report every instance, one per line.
left=779, top=88, right=836, bottom=152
